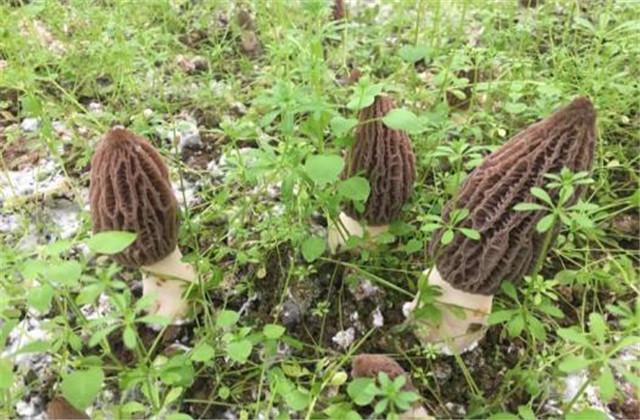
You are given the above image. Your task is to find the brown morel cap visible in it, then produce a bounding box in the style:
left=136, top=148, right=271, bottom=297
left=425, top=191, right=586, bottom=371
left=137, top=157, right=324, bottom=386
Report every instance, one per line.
left=343, top=95, right=416, bottom=225
left=333, top=0, right=345, bottom=20
left=430, top=97, right=596, bottom=295
left=90, top=127, right=178, bottom=268
left=46, top=397, right=89, bottom=420
left=351, top=354, right=415, bottom=391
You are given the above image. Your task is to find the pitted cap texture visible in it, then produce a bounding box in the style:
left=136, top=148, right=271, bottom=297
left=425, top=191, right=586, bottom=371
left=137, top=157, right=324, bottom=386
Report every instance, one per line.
left=90, top=127, right=178, bottom=267
left=352, top=354, right=415, bottom=390
left=430, top=97, right=596, bottom=295
left=343, top=95, right=416, bottom=225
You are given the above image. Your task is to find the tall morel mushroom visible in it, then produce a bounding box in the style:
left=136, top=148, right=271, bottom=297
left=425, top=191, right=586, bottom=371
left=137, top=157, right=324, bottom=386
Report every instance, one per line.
left=408, top=97, right=596, bottom=353
left=90, top=127, right=196, bottom=321
left=328, top=95, right=416, bottom=251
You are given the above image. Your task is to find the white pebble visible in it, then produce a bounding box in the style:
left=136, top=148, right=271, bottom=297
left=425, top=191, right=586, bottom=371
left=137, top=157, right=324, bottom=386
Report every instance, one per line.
left=332, top=327, right=355, bottom=350
left=20, top=118, right=40, bottom=132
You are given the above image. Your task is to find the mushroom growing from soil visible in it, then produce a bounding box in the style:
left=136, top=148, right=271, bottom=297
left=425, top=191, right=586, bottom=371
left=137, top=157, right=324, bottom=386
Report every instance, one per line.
left=46, top=396, right=89, bottom=420
left=328, top=95, right=416, bottom=252
left=90, top=127, right=196, bottom=322
left=352, top=354, right=433, bottom=419
left=407, top=97, right=596, bottom=353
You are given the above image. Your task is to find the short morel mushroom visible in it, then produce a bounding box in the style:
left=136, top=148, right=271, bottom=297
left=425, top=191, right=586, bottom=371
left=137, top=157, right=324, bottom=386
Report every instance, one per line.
left=328, top=95, right=416, bottom=252
left=90, top=127, right=196, bottom=322
left=407, top=97, right=596, bottom=353
left=46, top=397, right=89, bottom=420
left=352, top=354, right=432, bottom=419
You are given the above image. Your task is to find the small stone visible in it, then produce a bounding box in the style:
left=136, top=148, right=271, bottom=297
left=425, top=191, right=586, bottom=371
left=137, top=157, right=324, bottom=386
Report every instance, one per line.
left=240, top=31, right=260, bottom=55
left=372, top=307, right=384, bottom=328
left=231, top=102, right=247, bottom=116
left=281, top=299, right=302, bottom=327
left=432, top=361, right=452, bottom=381
left=20, top=117, right=40, bottom=132
left=352, top=278, right=380, bottom=301
left=332, top=327, right=355, bottom=349
left=88, top=102, right=103, bottom=113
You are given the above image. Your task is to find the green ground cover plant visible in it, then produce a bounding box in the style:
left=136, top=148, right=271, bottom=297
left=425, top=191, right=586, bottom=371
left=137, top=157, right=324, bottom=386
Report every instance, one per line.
left=0, top=0, right=638, bottom=418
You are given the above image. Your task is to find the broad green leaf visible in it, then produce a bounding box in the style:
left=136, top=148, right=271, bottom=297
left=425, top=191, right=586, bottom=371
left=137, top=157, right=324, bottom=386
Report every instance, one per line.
left=536, top=214, right=556, bottom=233
left=513, top=202, right=546, bottom=211
left=488, top=413, right=519, bottom=420
left=28, top=283, right=54, bottom=313
left=216, top=310, right=240, bottom=328
left=89, top=326, right=119, bottom=348
left=597, top=365, right=615, bottom=402
left=301, top=236, right=326, bottom=263
left=338, top=177, right=370, bottom=202
left=503, top=102, right=526, bottom=114
left=507, top=314, right=525, bottom=337
left=347, top=377, right=378, bottom=406
left=517, top=405, right=536, bottom=420
left=304, top=154, right=344, bottom=186
left=382, top=108, right=423, bottom=133
left=530, top=187, right=552, bottom=205
left=403, top=238, right=423, bottom=254
left=227, top=339, right=252, bottom=364
left=76, top=283, right=106, bottom=306
left=191, top=343, right=215, bottom=362
left=500, top=281, right=518, bottom=300
left=459, top=228, right=480, bottom=240
left=61, top=367, right=104, bottom=410
left=87, top=231, right=137, bottom=254
left=166, top=413, right=193, bottom=420
left=566, top=408, right=608, bottom=420
left=137, top=314, right=172, bottom=327
left=123, top=325, right=137, bottom=350
left=0, top=359, right=14, bottom=389
left=488, top=310, right=516, bottom=325
left=285, top=388, right=310, bottom=411
left=441, top=229, right=454, bottom=245
left=399, top=45, right=431, bottom=63
left=589, top=313, right=607, bottom=344
left=374, top=398, right=388, bottom=414
left=263, top=324, right=286, bottom=340
left=557, top=328, right=591, bottom=347
left=21, top=95, right=42, bottom=116
left=49, top=261, right=82, bottom=287
left=330, top=116, right=358, bottom=137
left=527, top=315, right=546, bottom=341
left=558, top=355, right=592, bottom=373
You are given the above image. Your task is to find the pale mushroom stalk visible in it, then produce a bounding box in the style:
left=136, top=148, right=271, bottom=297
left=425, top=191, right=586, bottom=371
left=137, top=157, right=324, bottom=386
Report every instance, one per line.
left=329, top=95, right=416, bottom=252
left=90, top=127, right=196, bottom=322
left=141, top=247, right=196, bottom=320
left=406, top=97, right=596, bottom=353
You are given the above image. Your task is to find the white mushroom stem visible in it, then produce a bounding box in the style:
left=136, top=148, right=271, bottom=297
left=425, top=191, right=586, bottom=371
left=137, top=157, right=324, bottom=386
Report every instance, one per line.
left=405, top=267, right=493, bottom=354
left=400, top=404, right=434, bottom=420
left=327, top=211, right=389, bottom=253
left=141, top=247, right=196, bottom=323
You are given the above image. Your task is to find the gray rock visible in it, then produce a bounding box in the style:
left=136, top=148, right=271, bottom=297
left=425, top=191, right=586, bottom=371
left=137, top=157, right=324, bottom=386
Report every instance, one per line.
left=20, top=118, right=40, bottom=132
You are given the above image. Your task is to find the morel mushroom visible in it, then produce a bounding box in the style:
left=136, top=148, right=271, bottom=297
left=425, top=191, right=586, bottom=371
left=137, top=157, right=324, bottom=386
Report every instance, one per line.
left=332, top=0, right=345, bottom=21
left=328, top=95, right=416, bottom=252
left=407, top=97, right=596, bottom=353
left=46, top=397, right=89, bottom=420
left=90, top=127, right=196, bottom=321
left=352, top=354, right=433, bottom=419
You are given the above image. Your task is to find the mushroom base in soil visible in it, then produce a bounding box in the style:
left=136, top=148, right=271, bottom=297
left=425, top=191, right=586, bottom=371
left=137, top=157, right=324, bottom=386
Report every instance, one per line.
left=404, top=267, right=493, bottom=354
left=141, top=247, right=196, bottom=321
left=327, top=211, right=389, bottom=253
